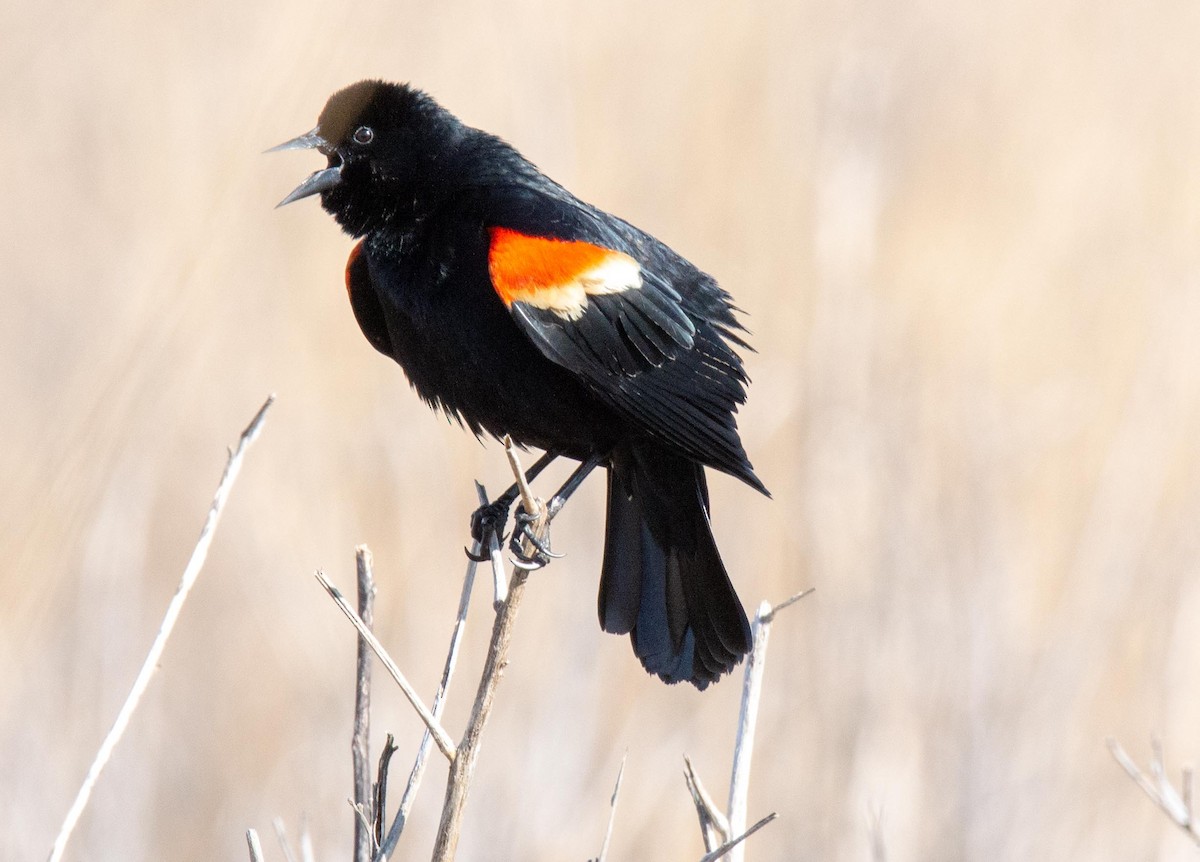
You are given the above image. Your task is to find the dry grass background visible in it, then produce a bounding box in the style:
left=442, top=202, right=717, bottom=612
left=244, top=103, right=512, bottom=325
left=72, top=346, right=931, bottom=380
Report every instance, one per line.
left=4, top=0, right=1200, bottom=859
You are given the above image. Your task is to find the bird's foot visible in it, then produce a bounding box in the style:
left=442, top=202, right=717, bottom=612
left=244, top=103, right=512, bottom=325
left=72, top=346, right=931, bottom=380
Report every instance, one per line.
left=465, top=495, right=515, bottom=562
left=509, top=502, right=565, bottom=570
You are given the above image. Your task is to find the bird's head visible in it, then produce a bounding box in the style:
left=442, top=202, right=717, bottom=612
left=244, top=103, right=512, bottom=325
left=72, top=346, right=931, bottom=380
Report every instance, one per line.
left=271, top=80, right=466, bottom=236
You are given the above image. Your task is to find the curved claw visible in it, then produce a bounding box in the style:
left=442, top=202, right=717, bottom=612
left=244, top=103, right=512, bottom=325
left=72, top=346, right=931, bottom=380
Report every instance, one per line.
left=507, top=518, right=565, bottom=572
left=507, top=536, right=545, bottom=567
left=519, top=523, right=565, bottom=559
left=464, top=545, right=490, bottom=563
left=510, top=554, right=547, bottom=572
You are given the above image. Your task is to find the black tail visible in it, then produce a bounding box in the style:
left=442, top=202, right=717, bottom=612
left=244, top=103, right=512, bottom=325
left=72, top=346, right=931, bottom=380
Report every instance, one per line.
left=598, top=442, right=752, bottom=689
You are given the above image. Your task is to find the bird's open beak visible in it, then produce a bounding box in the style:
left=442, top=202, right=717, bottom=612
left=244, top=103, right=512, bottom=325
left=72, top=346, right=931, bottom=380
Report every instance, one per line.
left=268, top=128, right=343, bottom=208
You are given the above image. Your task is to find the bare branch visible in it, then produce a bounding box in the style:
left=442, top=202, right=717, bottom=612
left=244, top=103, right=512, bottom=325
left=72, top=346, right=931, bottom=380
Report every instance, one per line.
left=684, top=756, right=731, bottom=852
left=316, top=571, right=458, bottom=762
left=697, top=812, right=778, bottom=862
left=375, top=490, right=486, bottom=860
left=487, top=540, right=508, bottom=607
left=592, top=753, right=627, bottom=862
left=504, top=436, right=539, bottom=516
left=1185, top=767, right=1194, bottom=824
left=347, top=800, right=374, bottom=852
left=727, top=599, right=770, bottom=854
left=473, top=480, right=509, bottom=608
left=762, top=588, right=815, bottom=622
left=504, top=435, right=548, bottom=565
left=246, top=829, right=265, bottom=862
left=727, top=590, right=811, bottom=861
left=373, top=734, right=398, bottom=850
left=430, top=446, right=536, bottom=862
left=47, top=394, right=275, bottom=862
left=1109, top=738, right=1163, bottom=801
left=867, top=804, right=888, bottom=862
left=353, top=546, right=377, bottom=862
left=1107, top=737, right=1200, bottom=847
left=430, top=565, right=530, bottom=860
left=299, top=820, right=316, bottom=862
left=272, top=817, right=299, bottom=862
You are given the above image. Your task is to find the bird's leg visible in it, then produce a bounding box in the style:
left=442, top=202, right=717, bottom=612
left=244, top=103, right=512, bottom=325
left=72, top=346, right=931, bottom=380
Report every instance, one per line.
left=466, top=450, right=558, bottom=561
left=511, top=451, right=607, bottom=567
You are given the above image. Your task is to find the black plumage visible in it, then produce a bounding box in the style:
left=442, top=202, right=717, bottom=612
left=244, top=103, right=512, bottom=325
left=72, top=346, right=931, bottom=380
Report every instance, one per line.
left=276, top=80, right=767, bottom=688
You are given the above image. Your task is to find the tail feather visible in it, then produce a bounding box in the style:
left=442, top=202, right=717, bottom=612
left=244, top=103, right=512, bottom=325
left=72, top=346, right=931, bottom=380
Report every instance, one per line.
left=598, top=442, right=751, bottom=689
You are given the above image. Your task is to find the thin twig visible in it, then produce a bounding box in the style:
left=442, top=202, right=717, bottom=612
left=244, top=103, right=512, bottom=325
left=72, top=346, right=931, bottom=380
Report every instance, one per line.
left=47, top=394, right=275, bottom=862
left=299, top=819, right=316, bottom=862
left=592, top=753, right=627, bottom=862
left=375, top=493, right=485, bottom=860
left=1109, top=738, right=1163, bottom=802
left=348, top=800, right=374, bottom=852
left=474, top=480, right=509, bottom=608
left=1184, top=767, right=1194, bottom=823
left=503, top=435, right=547, bottom=564
left=430, top=447, right=536, bottom=862
left=763, top=588, right=815, bottom=622
left=273, top=817, right=299, bottom=862
left=353, top=546, right=377, bottom=862
left=246, top=829, right=265, bottom=862
left=727, top=589, right=811, bottom=862
left=868, top=804, right=888, bottom=862
left=684, top=755, right=731, bottom=852
left=697, top=812, right=778, bottom=862
left=373, top=734, right=398, bottom=851
left=429, top=565, right=529, bottom=861
left=316, top=571, right=458, bottom=762
left=503, top=436, right=539, bottom=516
left=1107, top=738, right=1200, bottom=847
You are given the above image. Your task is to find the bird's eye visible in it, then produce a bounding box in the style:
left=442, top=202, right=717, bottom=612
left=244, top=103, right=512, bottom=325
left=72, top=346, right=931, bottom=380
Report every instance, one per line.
left=352, top=126, right=375, bottom=145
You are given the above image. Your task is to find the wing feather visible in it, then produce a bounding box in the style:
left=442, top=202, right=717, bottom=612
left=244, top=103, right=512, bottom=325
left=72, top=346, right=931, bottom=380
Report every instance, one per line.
left=482, top=199, right=764, bottom=492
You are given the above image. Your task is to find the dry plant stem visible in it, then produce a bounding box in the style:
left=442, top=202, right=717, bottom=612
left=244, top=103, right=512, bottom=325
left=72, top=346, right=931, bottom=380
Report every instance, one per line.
left=684, top=755, right=731, bottom=852
left=1186, top=767, right=1195, bottom=818
left=474, top=479, right=509, bottom=608
left=373, top=735, right=398, bottom=848
left=503, top=435, right=548, bottom=561
left=430, top=564, right=530, bottom=862
left=273, top=817, right=299, bottom=862
left=353, top=546, right=377, bottom=862
left=594, top=753, right=627, bottom=862
left=1107, top=738, right=1200, bottom=847
left=726, top=589, right=813, bottom=862
left=47, top=394, right=275, bottom=862
left=316, top=571, right=458, bottom=761
left=246, top=829, right=265, bottom=862
left=503, top=436, right=538, bottom=514
left=430, top=444, right=537, bottom=862
left=376, top=496, right=486, bottom=861
left=488, top=542, right=507, bottom=607
left=348, top=802, right=373, bottom=853
left=726, top=601, right=771, bottom=858
left=867, top=806, right=888, bottom=862
left=698, top=812, right=778, bottom=862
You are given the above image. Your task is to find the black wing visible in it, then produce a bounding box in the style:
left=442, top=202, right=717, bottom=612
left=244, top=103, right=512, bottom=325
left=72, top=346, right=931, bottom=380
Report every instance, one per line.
left=484, top=183, right=766, bottom=494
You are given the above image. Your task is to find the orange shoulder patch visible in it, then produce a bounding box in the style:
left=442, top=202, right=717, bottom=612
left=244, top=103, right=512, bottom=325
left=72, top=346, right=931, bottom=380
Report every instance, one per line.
left=488, top=227, right=641, bottom=320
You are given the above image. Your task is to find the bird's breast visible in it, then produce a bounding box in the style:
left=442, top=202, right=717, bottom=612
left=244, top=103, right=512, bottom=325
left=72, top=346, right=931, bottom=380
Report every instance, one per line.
left=359, top=234, right=624, bottom=454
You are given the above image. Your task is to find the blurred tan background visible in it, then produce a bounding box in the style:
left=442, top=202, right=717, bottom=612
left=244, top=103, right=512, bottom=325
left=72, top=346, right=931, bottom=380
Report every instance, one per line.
left=4, top=0, right=1200, bottom=859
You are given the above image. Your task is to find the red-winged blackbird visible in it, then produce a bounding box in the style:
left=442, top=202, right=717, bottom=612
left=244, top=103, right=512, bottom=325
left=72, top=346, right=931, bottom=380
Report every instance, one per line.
left=274, top=80, right=767, bottom=688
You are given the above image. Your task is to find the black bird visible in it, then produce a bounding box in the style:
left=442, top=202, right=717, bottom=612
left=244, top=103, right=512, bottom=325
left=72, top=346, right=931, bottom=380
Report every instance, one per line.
left=273, top=80, right=767, bottom=688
